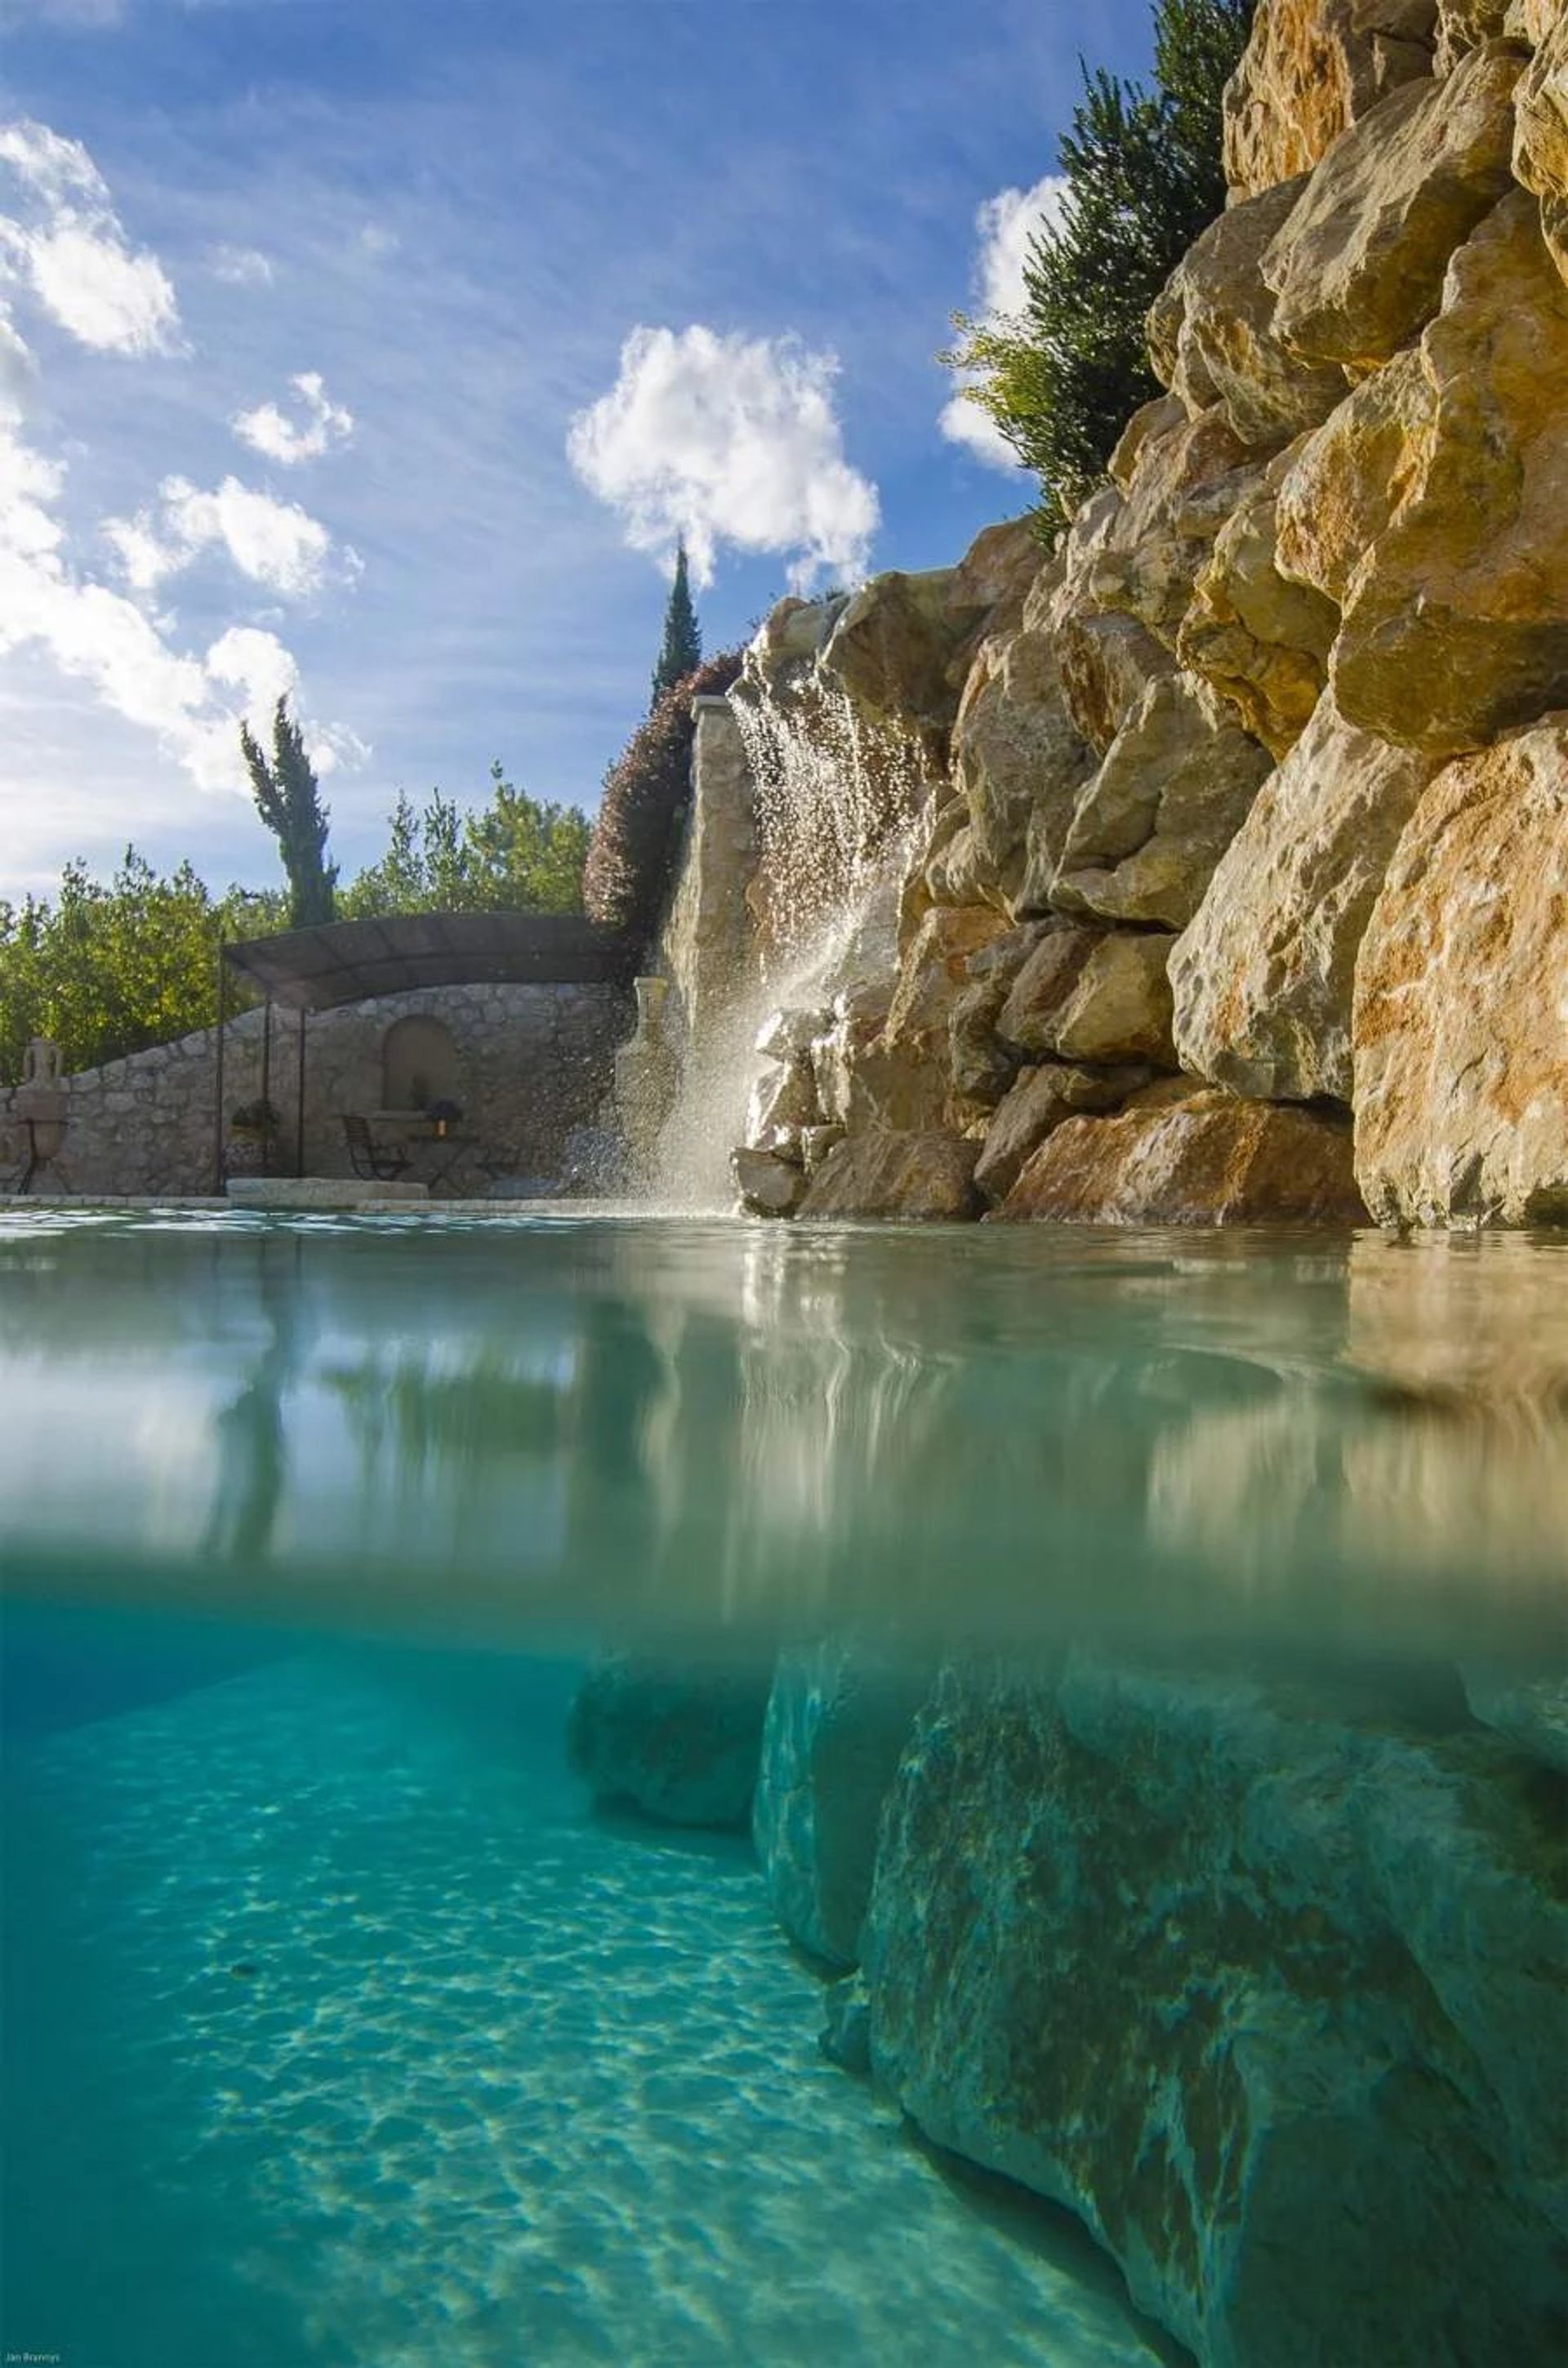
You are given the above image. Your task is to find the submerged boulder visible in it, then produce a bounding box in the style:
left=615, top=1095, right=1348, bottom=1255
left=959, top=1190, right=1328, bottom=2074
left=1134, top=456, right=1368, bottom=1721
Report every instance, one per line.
left=997, top=1087, right=1366, bottom=1224
left=566, top=1651, right=770, bottom=1829
left=752, top=1639, right=932, bottom=1969
left=862, top=1649, right=1568, bottom=2368
left=1352, top=714, right=1568, bottom=1225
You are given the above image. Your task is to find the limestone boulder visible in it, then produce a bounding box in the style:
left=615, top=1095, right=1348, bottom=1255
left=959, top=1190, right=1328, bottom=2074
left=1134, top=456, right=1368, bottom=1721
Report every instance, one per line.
left=566, top=1650, right=770, bottom=1828
left=795, top=1131, right=982, bottom=1222
left=808, top=981, right=897, bottom=1130
left=862, top=1651, right=1568, bottom=2368
left=1437, top=0, right=1513, bottom=70
left=951, top=610, right=1095, bottom=907
left=752, top=1639, right=932, bottom=1969
left=1041, top=487, right=1178, bottom=756
left=733, top=1144, right=805, bottom=1217
left=973, top=1062, right=1152, bottom=1205
left=1352, top=716, right=1568, bottom=1225
left=1052, top=672, right=1275, bottom=929
left=1177, top=452, right=1339, bottom=755
left=1512, top=1, right=1568, bottom=285
left=1147, top=176, right=1349, bottom=451
left=880, top=904, right=1012, bottom=1095
left=1273, top=345, right=1433, bottom=604
left=820, top=569, right=969, bottom=743
left=1070, top=406, right=1255, bottom=656
left=946, top=926, right=1049, bottom=1107
left=1171, top=693, right=1440, bottom=1103
left=1002, top=928, right=1178, bottom=1068
left=1223, top=0, right=1438, bottom=200
left=743, top=1055, right=819, bottom=1154
left=1328, top=194, right=1568, bottom=752
left=1263, top=43, right=1526, bottom=370
left=945, top=514, right=1045, bottom=635
left=999, top=1088, right=1366, bottom=1224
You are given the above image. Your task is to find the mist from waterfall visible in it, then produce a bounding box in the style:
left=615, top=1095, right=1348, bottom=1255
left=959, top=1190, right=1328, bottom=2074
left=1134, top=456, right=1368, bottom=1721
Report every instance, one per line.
left=641, top=673, right=935, bottom=1207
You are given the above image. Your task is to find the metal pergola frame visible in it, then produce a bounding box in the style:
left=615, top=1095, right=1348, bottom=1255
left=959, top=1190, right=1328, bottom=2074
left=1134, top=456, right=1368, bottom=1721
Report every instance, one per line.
left=212, top=912, right=637, bottom=1192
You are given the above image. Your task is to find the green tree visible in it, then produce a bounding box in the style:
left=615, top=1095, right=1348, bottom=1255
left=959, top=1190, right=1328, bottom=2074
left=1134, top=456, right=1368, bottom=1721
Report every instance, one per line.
left=942, top=0, right=1254, bottom=529
left=240, top=697, right=338, bottom=928
left=340, top=767, right=591, bottom=918
left=0, top=850, right=280, bottom=1081
left=649, top=540, right=702, bottom=708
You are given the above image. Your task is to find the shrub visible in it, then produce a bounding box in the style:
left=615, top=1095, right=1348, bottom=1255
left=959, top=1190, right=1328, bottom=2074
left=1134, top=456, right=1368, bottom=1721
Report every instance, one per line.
left=582, top=649, right=744, bottom=949
left=943, top=0, right=1255, bottom=531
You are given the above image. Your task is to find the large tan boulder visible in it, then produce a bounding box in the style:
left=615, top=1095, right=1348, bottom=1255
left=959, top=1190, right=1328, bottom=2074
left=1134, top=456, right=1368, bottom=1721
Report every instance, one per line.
left=1147, top=178, right=1349, bottom=451
left=1051, top=673, right=1273, bottom=929
left=1436, top=0, right=1513, bottom=71
left=1273, top=346, right=1432, bottom=604
left=1223, top=0, right=1437, bottom=200
left=973, top=1062, right=1152, bottom=1204
left=1263, top=43, right=1526, bottom=370
left=1040, top=486, right=1179, bottom=756
left=951, top=609, right=1094, bottom=908
left=1066, top=406, right=1254, bottom=656
left=881, top=905, right=1011, bottom=1072
left=1325, top=192, right=1568, bottom=751
left=796, top=1131, right=982, bottom=1222
left=1171, top=693, right=1440, bottom=1103
left=997, top=1089, right=1366, bottom=1224
left=1000, top=927, right=1178, bottom=1068
left=1177, top=452, right=1340, bottom=754
left=1513, top=4, right=1568, bottom=286
left=1353, top=716, right=1568, bottom=1225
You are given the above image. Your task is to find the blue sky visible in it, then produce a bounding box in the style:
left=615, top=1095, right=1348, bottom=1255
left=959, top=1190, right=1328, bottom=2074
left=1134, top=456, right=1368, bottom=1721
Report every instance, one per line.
left=1, top=0, right=1153, bottom=903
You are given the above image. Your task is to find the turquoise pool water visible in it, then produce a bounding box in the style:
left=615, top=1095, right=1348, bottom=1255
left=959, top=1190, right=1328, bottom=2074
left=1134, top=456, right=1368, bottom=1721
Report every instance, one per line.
left=2, top=1207, right=1564, bottom=2366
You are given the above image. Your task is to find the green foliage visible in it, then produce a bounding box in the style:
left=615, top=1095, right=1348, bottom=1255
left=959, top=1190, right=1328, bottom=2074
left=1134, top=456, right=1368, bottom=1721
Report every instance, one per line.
left=943, top=0, right=1254, bottom=529
left=240, top=696, right=339, bottom=928
left=0, top=850, right=281, bottom=1081
left=649, top=541, right=703, bottom=709
left=582, top=649, right=745, bottom=949
left=339, top=765, right=590, bottom=919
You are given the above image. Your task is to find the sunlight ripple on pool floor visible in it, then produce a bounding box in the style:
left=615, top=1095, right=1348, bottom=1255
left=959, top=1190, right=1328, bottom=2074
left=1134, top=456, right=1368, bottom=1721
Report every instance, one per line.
left=4, top=1654, right=1169, bottom=2368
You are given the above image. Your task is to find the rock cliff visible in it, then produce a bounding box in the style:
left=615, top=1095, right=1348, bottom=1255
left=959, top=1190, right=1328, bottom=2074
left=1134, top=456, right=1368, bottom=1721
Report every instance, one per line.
left=641, top=0, right=1566, bottom=1228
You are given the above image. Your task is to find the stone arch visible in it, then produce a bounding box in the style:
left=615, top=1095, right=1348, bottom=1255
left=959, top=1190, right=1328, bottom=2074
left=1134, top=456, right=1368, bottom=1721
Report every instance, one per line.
left=381, top=1014, right=461, bottom=1112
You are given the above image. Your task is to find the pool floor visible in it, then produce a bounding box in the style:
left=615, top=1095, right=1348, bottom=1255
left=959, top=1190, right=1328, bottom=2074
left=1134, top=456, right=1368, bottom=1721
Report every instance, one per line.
left=3, top=1644, right=1171, bottom=2368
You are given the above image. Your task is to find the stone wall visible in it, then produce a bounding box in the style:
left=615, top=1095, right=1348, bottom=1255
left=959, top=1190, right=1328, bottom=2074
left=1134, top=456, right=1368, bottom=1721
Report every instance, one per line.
left=1, top=980, right=628, bottom=1197
left=699, top=0, right=1567, bottom=1229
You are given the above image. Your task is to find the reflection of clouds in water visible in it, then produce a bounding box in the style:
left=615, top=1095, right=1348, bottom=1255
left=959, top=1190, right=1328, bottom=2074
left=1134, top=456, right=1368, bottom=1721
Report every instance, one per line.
left=9, top=1656, right=1167, bottom=2368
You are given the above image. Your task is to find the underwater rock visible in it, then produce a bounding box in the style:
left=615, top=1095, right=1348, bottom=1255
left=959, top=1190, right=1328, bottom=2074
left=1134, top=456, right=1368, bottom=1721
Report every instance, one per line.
left=998, top=1086, right=1366, bottom=1224
left=1222, top=0, right=1437, bottom=200
left=819, top=1973, right=873, bottom=2076
left=566, top=1651, right=770, bottom=1829
left=1263, top=42, right=1525, bottom=370
left=1171, top=692, right=1439, bottom=1103
left=1460, top=1666, right=1568, bottom=1771
left=753, top=1639, right=932, bottom=1969
left=1353, top=713, right=1568, bottom=1224
left=972, top=1062, right=1152, bottom=1206
left=795, top=1130, right=982, bottom=1222
left=861, top=1648, right=1568, bottom=2368
left=1051, top=673, right=1275, bottom=930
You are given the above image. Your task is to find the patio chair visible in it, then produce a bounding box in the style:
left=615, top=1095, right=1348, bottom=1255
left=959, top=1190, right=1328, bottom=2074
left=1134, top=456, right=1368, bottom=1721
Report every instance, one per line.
left=341, top=1114, right=412, bottom=1183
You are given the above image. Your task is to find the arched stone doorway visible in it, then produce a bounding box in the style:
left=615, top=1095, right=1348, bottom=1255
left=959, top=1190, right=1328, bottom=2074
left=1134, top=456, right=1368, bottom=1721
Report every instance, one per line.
left=381, top=1015, right=461, bottom=1113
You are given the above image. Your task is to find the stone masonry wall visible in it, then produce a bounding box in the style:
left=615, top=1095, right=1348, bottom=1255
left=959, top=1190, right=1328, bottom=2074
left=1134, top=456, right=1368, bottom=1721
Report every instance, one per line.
left=1, top=980, right=629, bottom=1197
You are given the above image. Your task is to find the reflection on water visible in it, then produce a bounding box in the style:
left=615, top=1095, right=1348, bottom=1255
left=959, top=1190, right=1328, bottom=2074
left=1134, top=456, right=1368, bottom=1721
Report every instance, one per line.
left=1, top=1206, right=1564, bottom=1660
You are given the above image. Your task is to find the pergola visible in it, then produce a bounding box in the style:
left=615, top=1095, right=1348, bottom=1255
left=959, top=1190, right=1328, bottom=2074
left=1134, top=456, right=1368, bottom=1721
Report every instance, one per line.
left=214, top=911, right=637, bottom=1188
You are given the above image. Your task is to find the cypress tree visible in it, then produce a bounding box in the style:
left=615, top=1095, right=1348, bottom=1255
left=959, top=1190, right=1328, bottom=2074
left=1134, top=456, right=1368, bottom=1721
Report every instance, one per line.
left=240, top=696, right=339, bottom=930
left=649, top=541, right=702, bottom=708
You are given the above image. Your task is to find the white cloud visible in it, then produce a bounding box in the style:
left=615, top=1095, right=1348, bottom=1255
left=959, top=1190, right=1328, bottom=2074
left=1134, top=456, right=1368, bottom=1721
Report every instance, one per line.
left=568, top=323, right=879, bottom=592
left=939, top=173, right=1068, bottom=474
left=104, top=472, right=345, bottom=597
left=0, top=118, right=180, bottom=355
left=207, top=243, right=274, bottom=287
left=232, top=370, right=354, bottom=465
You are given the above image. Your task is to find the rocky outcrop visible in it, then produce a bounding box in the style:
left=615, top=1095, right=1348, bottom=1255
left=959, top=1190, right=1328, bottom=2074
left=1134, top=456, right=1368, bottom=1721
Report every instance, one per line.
left=1222, top=0, right=1437, bottom=200
left=1352, top=716, right=1568, bottom=1224
left=996, top=1088, right=1366, bottom=1224
left=1171, top=693, right=1439, bottom=1102
left=973, top=1061, right=1152, bottom=1205
left=1175, top=454, right=1339, bottom=756
left=565, top=1651, right=769, bottom=1828
left=1001, top=929, right=1178, bottom=1068
left=1514, top=4, right=1568, bottom=283
left=795, top=1130, right=982, bottom=1222
left=862, top=1650, right=1568, bottom=2368
left=752, top=1640, right=932, bottom=1969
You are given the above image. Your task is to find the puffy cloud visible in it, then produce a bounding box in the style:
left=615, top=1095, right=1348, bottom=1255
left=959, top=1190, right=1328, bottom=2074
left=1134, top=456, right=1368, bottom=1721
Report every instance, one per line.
left=568, top=323, right=879, bottom=591
left=232, top=370, right=354, bottom=466
left=0, top=117, right=180, bottom=355
left=104, top=473, right=347, bottom=598
left=207, top=243, right=274, bottom=287
left=939, top=174, right=1067, bottom=473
